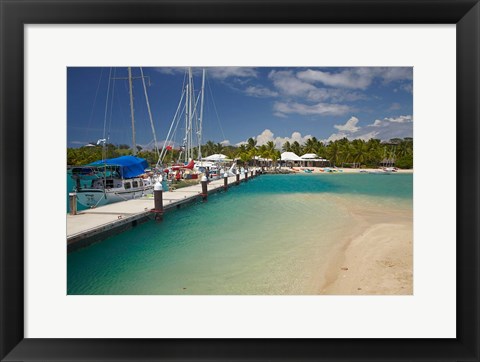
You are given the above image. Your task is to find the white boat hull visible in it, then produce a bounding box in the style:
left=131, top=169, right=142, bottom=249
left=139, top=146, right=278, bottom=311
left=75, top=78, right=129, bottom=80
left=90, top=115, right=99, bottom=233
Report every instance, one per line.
left=76, top=186, right=154, bottom=208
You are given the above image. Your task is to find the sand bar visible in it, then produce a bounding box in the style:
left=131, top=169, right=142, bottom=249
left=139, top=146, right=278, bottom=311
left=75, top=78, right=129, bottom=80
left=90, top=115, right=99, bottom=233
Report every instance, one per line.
left=320, top=196, right=413, bottom=295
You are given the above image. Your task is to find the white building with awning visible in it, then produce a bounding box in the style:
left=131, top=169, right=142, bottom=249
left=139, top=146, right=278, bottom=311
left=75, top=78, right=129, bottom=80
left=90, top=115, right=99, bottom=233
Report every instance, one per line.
left=280, top=152, right=330, bottom=167
left=300, top=153, right=330, bottom=166
left=281, top=152, right=303, bottom=161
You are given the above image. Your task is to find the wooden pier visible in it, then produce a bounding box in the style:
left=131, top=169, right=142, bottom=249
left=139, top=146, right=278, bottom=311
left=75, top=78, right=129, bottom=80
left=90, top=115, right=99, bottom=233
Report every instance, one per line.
left=67, top=171, right=259, bottom=251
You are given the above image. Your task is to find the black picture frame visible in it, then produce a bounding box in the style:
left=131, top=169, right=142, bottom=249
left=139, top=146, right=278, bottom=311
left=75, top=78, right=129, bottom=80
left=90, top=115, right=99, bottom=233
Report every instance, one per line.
left=1, top=1, right=479, bottom=361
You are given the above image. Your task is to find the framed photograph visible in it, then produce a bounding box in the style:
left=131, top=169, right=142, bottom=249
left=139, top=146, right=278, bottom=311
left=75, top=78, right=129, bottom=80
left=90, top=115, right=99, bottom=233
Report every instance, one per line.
left=1, top=0, right=479, bottom=361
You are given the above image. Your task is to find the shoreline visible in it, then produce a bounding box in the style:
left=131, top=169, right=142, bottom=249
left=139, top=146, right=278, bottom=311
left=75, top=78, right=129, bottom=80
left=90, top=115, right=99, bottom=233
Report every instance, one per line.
left=319, top=197, right=413, bottom=295
left=282, top=166, right=413, bottom=174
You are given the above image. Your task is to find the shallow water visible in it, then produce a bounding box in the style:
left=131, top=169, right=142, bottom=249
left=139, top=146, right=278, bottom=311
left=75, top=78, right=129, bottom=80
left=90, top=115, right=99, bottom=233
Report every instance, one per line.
left=67, top=173, right=413, bottom=295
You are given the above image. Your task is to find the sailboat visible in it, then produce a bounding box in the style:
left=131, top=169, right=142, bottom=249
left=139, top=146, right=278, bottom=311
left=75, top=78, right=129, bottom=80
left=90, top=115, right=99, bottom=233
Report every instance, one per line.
left=71, top=67, right=159, bottom=208
left=155, top=67, right=237, bottom=183
left=71, top=155, right=155, bottom=207
left=157, top=68, right=210, bottom=178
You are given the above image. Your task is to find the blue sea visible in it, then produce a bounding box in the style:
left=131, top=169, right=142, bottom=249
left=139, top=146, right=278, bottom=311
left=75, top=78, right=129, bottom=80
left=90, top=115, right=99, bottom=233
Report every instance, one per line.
left=67, top=173, right=413, bottom=295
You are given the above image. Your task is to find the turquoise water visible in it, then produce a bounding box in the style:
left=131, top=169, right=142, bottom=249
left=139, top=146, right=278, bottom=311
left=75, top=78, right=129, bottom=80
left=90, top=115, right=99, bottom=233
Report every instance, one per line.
left=67, top=173, right=413, bottom=295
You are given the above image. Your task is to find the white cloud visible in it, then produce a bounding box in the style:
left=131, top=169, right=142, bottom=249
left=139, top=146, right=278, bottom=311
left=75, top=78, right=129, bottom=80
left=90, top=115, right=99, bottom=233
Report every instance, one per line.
left=297, top=67, right=413, bottom=90
left=269, top=70, right=316, bottom=97
left=207, top=67, right=257, bottom=80
left=384, top=115, right=413, bottom=123
left=326, top=132, right=349, bottom=143
left=238, top=129, right=313, bottom=150
left=273, top=101, right=350, bottom=117
left=379, top=68, right=413, bottom=82
left=326, top=131, right=379, bottom=143
left=244, top=86, right=278, bottom=98
left=325, top=115, right=413, bottom=142
left=153, top=67, right=258, bottom=81
left=273, top=112, right=288, bottom=118
left=268, top=69, right=367, bottom=103
left=354, top=130, right=381, bottom=141
left=297, top=69, right=372, bottom=90
left=334, top=116, right=360, bottom=133
left=356, top=122, right=412, bottom=141
left=220, top=139, right=231, bottom=146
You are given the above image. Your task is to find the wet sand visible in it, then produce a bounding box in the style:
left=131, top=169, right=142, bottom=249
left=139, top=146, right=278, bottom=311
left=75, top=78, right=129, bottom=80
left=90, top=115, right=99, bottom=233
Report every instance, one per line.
left=320, top=196, right=413, bottom=295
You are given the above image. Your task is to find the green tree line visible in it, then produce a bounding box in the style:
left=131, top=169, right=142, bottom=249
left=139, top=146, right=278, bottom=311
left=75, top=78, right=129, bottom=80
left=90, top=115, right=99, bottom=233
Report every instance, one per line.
left=67, top=137, right=413, bottom=169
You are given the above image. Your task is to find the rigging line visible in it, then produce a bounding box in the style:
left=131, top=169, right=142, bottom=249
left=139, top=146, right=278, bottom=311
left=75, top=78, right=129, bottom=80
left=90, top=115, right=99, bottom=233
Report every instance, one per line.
left=85, top=67, right=104, bottom=144
left=165, top=102, right=186, bottom=163
left=102, top=67, right=113, bottom=163
left=102, top=67, right=113, bottom=141
left=157, top=69, right=189, bottom=166
left=191, top=90, right=202, bottom=155
left=207, top=79, right=226, bottom=142
left=107, top=67, right=117, bottom=149
left=157, top=88, right=186, bottom=166
left=140, top=67, right=159, bottom=158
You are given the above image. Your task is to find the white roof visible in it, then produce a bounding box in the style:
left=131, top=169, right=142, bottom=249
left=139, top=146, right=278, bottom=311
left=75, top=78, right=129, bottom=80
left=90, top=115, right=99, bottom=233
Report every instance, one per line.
left=203, top=154, right=228, bottom=161
left=300, top=153, right=318, bottom=159
left=254, top=156, right=272, bottom=161
left=300, top=154, right=329, bottom=162
left=281, top=152, right=303, bottom=161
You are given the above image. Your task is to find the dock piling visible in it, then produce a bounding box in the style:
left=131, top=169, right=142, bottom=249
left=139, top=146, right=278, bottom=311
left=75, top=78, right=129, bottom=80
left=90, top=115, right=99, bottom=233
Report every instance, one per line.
left=201, top=175, right=208, bottom=201
left=69, top=192, right=77, bottom=215
left=245, top=169, right=248, bottom=182
left=236, top=170, right=240, bottom=185
left=152, top=181, right=164, bottom=221
left=223, top=173, right=228, bottom=191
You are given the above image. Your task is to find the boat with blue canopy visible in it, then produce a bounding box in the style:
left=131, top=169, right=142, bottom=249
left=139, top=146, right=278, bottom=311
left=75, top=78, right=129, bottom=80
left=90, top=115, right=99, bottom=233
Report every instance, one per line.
left=72, top=156, right=155, bottom=208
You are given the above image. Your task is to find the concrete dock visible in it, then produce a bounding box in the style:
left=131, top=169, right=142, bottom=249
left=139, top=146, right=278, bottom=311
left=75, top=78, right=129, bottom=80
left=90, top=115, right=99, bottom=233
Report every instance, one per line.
left=67, top=172, right=259, bottom=251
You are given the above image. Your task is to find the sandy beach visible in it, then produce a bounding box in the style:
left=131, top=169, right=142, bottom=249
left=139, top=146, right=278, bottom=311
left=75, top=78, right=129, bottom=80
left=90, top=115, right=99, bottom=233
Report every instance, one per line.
left=320, top=195, right=413, bottom=295
left=284, top=166, right=414, bottom=174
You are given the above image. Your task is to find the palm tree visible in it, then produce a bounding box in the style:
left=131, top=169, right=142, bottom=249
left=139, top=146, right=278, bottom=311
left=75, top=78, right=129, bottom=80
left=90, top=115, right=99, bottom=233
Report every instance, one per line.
left=247, top=137, right=257, bottom=150
left=350, top=139, right=368, bottom=167
left=282, top=141, right=291, bottom=152
left=303, top=138, right=317, bottom=154
left=315, top=141, right=327, bottom=159
left=236, top=144, right=250, bottom=166
left=214, top=142, right=224, bottom=154
left=291, top=141, right=301, bottom=155
left=204, top=140, right=215, bottom=156
left=265, top=141, right=278, bottom=169
left=326, top=141, right=340, bottom=167
left=247, top=137, right=258, bottom=167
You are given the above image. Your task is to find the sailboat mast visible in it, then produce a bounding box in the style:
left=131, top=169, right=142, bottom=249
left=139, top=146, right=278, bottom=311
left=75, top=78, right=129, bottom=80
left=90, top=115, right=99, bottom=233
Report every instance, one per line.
left=198, top=68, right=206, bottom=160
left=128, top=67, right=137, bottom=156
left=188, top=67, right=193, bottom=162
left=139, top=67, right=159, bottom=159
left=184, top=82, right=189, bottom=163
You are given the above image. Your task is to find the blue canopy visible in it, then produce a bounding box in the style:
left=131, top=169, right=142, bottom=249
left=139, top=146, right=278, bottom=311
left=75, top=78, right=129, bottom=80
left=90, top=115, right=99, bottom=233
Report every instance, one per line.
left=88, top=156, right=149, bottom=179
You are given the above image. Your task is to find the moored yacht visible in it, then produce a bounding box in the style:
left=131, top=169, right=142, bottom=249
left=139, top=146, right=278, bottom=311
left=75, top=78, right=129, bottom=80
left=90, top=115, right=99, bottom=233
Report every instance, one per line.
left=71, top=155, right=155, bottom=208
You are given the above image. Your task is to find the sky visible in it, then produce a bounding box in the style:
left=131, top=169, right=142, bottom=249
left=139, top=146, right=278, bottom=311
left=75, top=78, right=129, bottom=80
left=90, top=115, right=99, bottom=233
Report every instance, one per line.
left=67, top=67, right=413, bottom=150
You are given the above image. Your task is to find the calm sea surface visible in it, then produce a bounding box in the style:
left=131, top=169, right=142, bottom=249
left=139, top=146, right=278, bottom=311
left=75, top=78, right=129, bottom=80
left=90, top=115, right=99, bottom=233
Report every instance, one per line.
left=67, top=173, right=413, bottom=295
